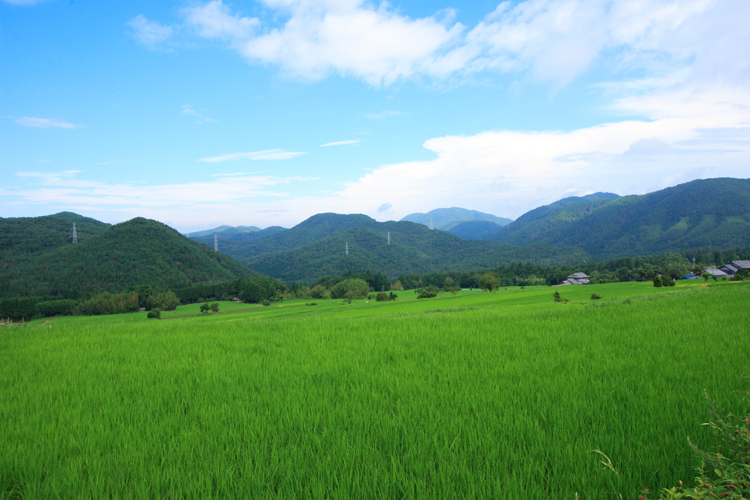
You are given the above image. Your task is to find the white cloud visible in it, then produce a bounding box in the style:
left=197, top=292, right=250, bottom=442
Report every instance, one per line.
left=128, top=15, right=175, bottom=49
left=321, top=139, right=359, bottom=147
left=174, top=0, right=746, bottom=89
left=9, top=170, right=310, bottom=207
left=183, top=1, right=259, bottom=41
left=181, top=105, right=216, bottom=124
left=15, top=117, right=82, bottom=129
left=197, top=149, right=307, bottom=162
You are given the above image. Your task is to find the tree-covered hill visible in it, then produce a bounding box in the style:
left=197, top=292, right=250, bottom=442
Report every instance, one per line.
left=189, top=226, right=287, bottom=256
left=449, top=220, right=504, bottom=240
left=401, top=207, right=513, bottom=231
left=194, top=213, right=380, bottom=261
left=492, top=178, right=750, bottom=259
left=0, top=212, right=111, bottom=261
left=0, top=217, right=254, bottom=297
left=243, top=220, right=587, bottom=283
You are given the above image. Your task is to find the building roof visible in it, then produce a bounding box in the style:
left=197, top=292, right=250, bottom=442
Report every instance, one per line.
left=721, top=264, right=738, bottom=273
left=704, top=267, right=728, bottom=277
left=732, top=260, right=750, bottom=270
left=569, top=272, right=590, bottom=279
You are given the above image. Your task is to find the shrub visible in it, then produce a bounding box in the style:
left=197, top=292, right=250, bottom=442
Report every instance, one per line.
left=146, top=290, right=180, bottom=311
left=310, top=285, right=328, bottom=299
left=590, top=293, right=602, bottom=300
left=653, top=276, right=663, bottom=287
left=389, top=292, right=398, bottom=301
left=375, top=292, right=389, bottom=302
left=261, top=300, right=271, bottom=306
left=330, top=279, right=370, bottom=300
left=200, top=303, right=210, bottom=314
left=147, top=309, right=161, bottom=319
left=662, top=274, right=675, bottom=287
left=417, top=289, right=438, bottom=299
left=553, top=291, right=563, bottom=303
left=305, top=302, right=317, bottom=306
left=209, top=303, right=219, bottom=313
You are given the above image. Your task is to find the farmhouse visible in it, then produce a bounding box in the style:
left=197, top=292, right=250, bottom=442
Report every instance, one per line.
left=720, top=264, right=738, bottom=276
left=732, top=260, right=750, bottom=272
left=703, top=267, right=728, bottom=278
left=561, top=272, right=590, bottom=285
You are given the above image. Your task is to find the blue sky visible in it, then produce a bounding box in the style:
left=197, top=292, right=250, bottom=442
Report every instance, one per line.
left=1, top=0, right=748, bottom=232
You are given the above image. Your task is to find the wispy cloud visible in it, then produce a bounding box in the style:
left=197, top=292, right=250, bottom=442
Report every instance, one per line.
left=15, top=117, right=82, bottom=129
left=128, top=15, right=175, bottom=49
left=181, top=105, right=216, bottom=124
left=198, top=149, right=307, bottom=162
left=321, top=139, right=360, bottom=147
left=9, top=170, right=312, bottom=208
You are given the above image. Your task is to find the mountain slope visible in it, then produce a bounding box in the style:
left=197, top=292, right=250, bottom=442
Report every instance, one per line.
left=449, top=220, right=504, bottom=240
left=401, top=207, right=513, bottom=231
left=492, top=193, right=621, bottom=245
left=0, top=217, right=254, bottom=297
left=493, top=179, right=750, bottom=259
left=0, top=212, right=111, bottom=261
left=187, top=225, right=263, bottom=238
left=194, top=213, right=380, bottom=261
left=244, top=220, right=587, bottom=283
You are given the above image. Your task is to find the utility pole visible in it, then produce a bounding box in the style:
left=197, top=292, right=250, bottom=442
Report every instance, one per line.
left=72, top=223, right=78, bottom=244
left=214, top=234, right=218, bottom=252
left=387, top=231, right=391, bottom=245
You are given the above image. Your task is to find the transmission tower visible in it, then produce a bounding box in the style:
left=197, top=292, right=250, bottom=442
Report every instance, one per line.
left=345, top=242, right=349, bottom=256
left=387, top=231, right=391, bottom=245
left=214, top=234, right=218, bottom=252
left=72, top=223, right=78, bottom=244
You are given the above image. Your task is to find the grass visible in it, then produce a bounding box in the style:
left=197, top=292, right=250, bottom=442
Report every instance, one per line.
left=1, top=281, right=749, bottom=498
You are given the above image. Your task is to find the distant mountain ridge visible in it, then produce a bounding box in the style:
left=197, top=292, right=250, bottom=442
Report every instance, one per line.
left=401, top=207, right=513, bottom=231
left=187, top=225, right=263, bottom=239
left=492, top=179, right=750, bottom=259
left=243, top=218, right=586, bottom=283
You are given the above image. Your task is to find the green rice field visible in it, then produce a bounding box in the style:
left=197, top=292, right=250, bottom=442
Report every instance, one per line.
left=2, top=281, right=749, bottom=499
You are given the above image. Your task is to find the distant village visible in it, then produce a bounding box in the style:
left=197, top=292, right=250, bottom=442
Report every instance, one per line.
left=558, top=260, right=750, bottom=286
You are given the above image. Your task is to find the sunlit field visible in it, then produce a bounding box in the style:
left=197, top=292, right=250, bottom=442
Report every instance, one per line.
left=2, top=281, right=749, bottom=499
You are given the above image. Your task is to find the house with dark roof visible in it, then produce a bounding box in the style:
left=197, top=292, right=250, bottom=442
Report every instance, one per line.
left=732, top=260, right=750, bottom=271
left=562, top=272, right=590, bottom=285
left=720, top=264, right=738, bottom=276
left=703, top=267, right=728, bottom=278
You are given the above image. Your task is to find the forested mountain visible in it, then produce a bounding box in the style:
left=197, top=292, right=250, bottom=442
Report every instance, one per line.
left=0, top=217, right=254, bottom=297
left=193, top=213, right=380, bottom=261
left=449, top=220, right=504, bottom=240
left=243, top=220, right=586, bottom=283
left=187, top=225, right=263, bottom=238
left=401, top=207, right=513, bottom=230
left=0, top=212, right=111, bottom=261
left=492, top=178, right=750, bottom=259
